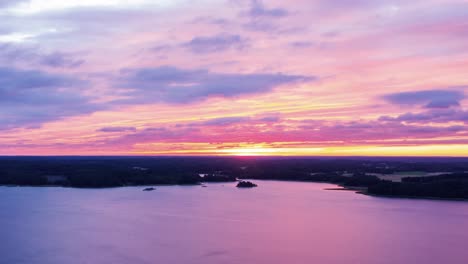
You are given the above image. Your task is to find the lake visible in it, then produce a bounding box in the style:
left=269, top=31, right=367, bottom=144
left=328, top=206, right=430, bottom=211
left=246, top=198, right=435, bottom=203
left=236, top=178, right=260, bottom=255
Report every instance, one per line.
left=1, top=181, right=467, bottom=264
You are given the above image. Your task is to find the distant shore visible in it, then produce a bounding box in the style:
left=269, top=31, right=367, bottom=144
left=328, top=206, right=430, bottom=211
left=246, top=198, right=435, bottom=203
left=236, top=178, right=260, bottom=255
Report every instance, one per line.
left=1, top=157, right=467, bottom=201
left=325, top=184, right=468, bottom=202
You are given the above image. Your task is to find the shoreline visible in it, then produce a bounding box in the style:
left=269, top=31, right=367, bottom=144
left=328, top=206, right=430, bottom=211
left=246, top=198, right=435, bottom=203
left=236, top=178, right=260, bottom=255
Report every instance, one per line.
left=3, top=180, right=468, bottom=202
left=362, top=191, right=468, bottom=202
left=325, top=184, right=468, bottom=202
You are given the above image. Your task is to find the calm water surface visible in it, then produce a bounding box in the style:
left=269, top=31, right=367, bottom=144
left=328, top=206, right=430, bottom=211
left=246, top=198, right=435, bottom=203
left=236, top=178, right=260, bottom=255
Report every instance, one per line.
left=1, top=181, right=467, bottom=264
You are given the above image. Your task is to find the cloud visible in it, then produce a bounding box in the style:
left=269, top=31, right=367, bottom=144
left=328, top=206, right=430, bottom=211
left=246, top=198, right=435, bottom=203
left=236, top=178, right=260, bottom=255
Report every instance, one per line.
left=382, top=89, right=465, bottom=109
left=290, top=41, right=314, bottom=48
left=425, top=99, right=461, bottom=109
left=97, top=126, right=201, bottom=148
left=198, top=115, right=280, bottom=126
left=379, top=109, right=468, bottom=124
left=0, top=67, right=100, bottom=129
left=257, top=115, right=280, bottom=122
left=240, top=0, right=292, bottom=33
left=92, top=116, right=468, bottom=149
left=171, top=114, right=282, bottom=129
left=242, top=20, right=277, bottom=32
left=0, top=44, right=84, bottom=68
left=183, top=34, right=248, bottom=53
left=0, top=67, right=77, bottom=92
left=38, top=51, right=84, bottom=68
left=98, top=126, right=137, bottom=133
left=150, top=44, right=173, bottom=53
left=201, top=116, right=251, bottom=126
left=190, top=16, right=229, bottom=26
left=117, top=66, right=315, bottom=104
left=0, top=0, right=26, bottom=8
left=246, top=0, right=288, bottom=18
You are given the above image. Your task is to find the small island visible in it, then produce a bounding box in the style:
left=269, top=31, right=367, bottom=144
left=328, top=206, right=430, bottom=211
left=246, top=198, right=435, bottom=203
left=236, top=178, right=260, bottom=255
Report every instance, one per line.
left=142, top=187, right=156, bottom=191
left=236, top=181, right=257, bottom=188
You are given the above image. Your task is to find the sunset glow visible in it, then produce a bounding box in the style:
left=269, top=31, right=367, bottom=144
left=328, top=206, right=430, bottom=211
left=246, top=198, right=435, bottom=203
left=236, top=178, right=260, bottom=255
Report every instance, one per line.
left=1, top=0, right=467, bottom=156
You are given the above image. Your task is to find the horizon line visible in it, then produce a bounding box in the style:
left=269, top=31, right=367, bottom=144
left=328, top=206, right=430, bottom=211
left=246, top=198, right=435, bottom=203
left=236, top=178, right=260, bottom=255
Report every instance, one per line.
left=1, top=155, right=467, bottom=159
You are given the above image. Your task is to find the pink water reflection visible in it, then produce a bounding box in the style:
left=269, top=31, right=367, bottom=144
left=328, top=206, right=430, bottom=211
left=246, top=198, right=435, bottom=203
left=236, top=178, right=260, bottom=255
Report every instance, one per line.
left=1, top=181, right=467, bottom=264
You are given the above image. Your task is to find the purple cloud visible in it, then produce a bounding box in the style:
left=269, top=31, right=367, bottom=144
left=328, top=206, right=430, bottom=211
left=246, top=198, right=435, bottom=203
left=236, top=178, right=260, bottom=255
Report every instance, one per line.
left=0, top=67, right=100, bottom=129
left=183, top=34, right=248, bottom=53
left=0, top=0, right=26, bottom=8
left=0, top=44, right=84, bottom=68
left=425, top=99, right=461, bottom=109
left=0, top=67, right=78, bottom=91
left=379, top=109, right=468, bottom=124
left=118, top=66, right=315, bottom=104
left=383, top=89, right=465, bottom=109
left=201, top=116, right=251, bottom=126
left=38, top=51, right=84, bottom=68
left=92, top=117, right=468, bottom=149
left=247, top=0, right=288, bottom=18
left=98, top=126, right=137, bottom=133
left=191, top=16, right=229, bottom=26
left=150, top=44, right=173, bottom=53
left=173, top=114, right=281, bottom=128
left=238, top=0, right=294, bottom=33
left=290, top=41, right=314, bottom=48
left=257, top=115, right=280, bottom=122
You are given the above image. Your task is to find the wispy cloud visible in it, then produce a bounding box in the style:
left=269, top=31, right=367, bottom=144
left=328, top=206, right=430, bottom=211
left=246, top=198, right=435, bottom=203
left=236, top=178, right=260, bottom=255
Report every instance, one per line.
left=1, top=0, right=468, bottom=155
left=117, top=66, right=315, bottom=104
left=0, top=67, right=99, bottom=129
left=246, top=0, right=288, bottom=18
left=379, top=109, right=468, bottom=124
left=98, top=126, right=137, bottom=133
left=0, top=43, right=84, bottom=68
left=183, top=34, right=248, bottom=53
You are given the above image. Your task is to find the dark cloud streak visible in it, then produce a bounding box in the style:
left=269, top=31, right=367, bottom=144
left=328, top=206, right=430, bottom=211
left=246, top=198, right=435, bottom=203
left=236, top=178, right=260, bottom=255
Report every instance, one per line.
left=0, top=67, right=100, bottom=130
left=247, top=0, right=288, bottom=18
left=383, top=89, right=465, bottom=109
left=182, top=34, right=248, bottom=53
left=0, top=44, right=84, bottom=68
left=98, top=127, right=137, bottom=133
left=117, top=66, right=315, bottom=104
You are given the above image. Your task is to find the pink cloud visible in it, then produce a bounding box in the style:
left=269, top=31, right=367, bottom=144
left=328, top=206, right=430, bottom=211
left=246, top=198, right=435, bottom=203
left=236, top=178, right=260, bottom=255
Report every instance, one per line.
left=0, top=0, right=467, bottom=155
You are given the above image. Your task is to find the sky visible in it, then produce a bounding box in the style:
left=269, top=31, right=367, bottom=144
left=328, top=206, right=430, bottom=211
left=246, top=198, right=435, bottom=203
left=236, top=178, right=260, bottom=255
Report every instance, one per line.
left=0, top=0, right=467, bottom=156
